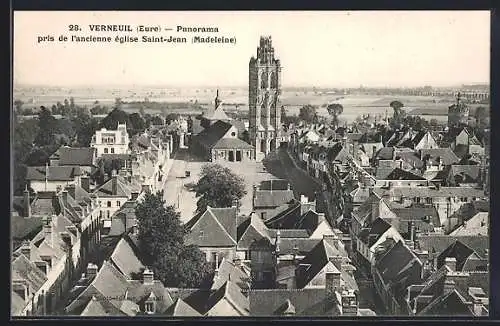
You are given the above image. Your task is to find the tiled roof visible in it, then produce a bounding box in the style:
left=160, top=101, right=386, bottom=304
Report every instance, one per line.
left=419, top=289, right=473, bottom=316
left=358, top=218, right=392, bottom=246
left=237, top=213, right=271, bottom=250
left=436, top=240, right=486, bottom=272
left=263, top=200, right=301, bottom=228
left=392, top=204, right=441, bottom=232
left=81, top=297, right=109, bottom=316
left=185, top=207, right=237, bottom=247
left=57, top=147, right=96, bottom=166
left=164, top=298, right=201, bottom=316
left=260, top=179, right=290, bottom=191
left=449, top=165, right=481, bottom=183
left=449, top=212, right=488, bottom=236
left=269, top=229, right=310, bottom=239
left=211, top=257, right=250, bottom=291
left=26, top=166, right=82, bottom=181
left=212, top=138, right=254, bottom=149
left=11, top=214, right=43, bottom=243
left=12, top=254, right=48, bottom=293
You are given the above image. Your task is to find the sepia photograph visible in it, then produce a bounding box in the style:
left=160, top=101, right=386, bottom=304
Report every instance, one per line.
left=11, top=10, right=490, bottom=318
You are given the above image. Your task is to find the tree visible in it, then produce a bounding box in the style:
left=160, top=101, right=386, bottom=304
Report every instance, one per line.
left=298, top=105, right=319, bottom=124
left=14, top=99, right=24, bottom=114
left=128, top=112, right=147, bottom=136
left=100, top=108, right=130, bottom=130
left=151, top=115, right=164, bottom=126
left=474, top=106, right=488, bottom=127
left=135, top=191, right=212, bottom=287
left=115, top=97, right=123, bottom=110
left=34, top=106, right=57, bottom=146
left=194, top=163, right=247, bottom=213
left=165, top=113, right=180, bottom=124
left=390, top=100, right=406, bottom=126
left=327, top=103, right=344, bottom=129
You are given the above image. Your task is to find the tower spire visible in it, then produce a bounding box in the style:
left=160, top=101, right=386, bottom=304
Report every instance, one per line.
left=215, top=89, right=222, bottom=109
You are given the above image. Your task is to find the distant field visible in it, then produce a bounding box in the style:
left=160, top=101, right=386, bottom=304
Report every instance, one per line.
left=15, top=87, right=477, bottom=124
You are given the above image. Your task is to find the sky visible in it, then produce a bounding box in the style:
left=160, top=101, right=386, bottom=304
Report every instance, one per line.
left=13, top=11, right=490, bottom=88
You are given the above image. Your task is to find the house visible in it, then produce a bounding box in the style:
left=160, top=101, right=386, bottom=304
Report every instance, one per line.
left=356, top=218, right=405, bottom=265
left=371, top=240, right=423, bottom=315
left=211, top=257, right=251, bottom=291
left=445, top=165, right=482, bottom=187
left=407, top=254, right=489, bottom=316
left=448, top=212, right=488, bottom=236
left=391, top=204, right=441, bottom=237
left=164, top=298, right=202, bottom=316
left=205, top=280, right=249, bottom=316
left=90, top=123, right=130, bottom=158
left=442, top=200, right=489, bottom=234
left=184, top=206, right=238, bottom=264
left=190, top=120, right=255, bottom=162
left=26, top=165, right=82, bottom=193
left=372, top=186, right=486, bottom=226
left=252, top=180, right=295, bottom=220
left=374, top=168, right=428, bottom=188
left=12, top=214, right=82, bottom=316
left=49, top=146, right=97, bottom=174
left=93, top=171, right=133, bottom=226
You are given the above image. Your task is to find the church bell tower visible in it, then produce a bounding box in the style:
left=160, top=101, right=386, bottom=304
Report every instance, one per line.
left=249, top=36, right=282, bottom=160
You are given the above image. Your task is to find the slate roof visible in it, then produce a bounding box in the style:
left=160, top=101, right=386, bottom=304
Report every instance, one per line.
left=164, top=298, right=202, bottom=316
left=211, top=257, right=250, bottom=291
left=26, top=166, right=82, bottom=181
left=449, top=165, right=482, bottom=184
left=80, top=297, right=109, bottom=316
left=185, top=206, right=237, bottom=247
left=419, top=289, right=473, bottom=316
left=436, top=240, right=487, bottom=272
left=392, top=204, right=441, bottom=233
left=237, top=213, right=271, bottom=250
left=420, top=148, right=461, bottom=166
left=249, top=288, right=340, bottom=316
left=205, top=280, right=249, bottom=315
left=212, top=137, right=254, bottom=149
left=254, top=190, right=295, bottom=209
left=194, top=120, right=233, bottom=149
left=11, top=214, right=43, bottom=246
left=373, top=186, right=486, bottom=199
left=295, top=240, right=344, bottom=289
left=109, top=236, right=145, bottom=280
left=93, top=175, right=132, bottom=198
left=385, top=168, right=426, bottom=181
left=358, top=218, right=392, bottom=247
left=417, top=234, right=489, bottom=258
left=107, top=201, right=138, bottom=237
left=12, top=254, right=48, bottom=294
left=56, top=147, right=96, bottom=166
left=263, top=200, right=302, bottom=228
left=260, top=179, right=290, bottom=191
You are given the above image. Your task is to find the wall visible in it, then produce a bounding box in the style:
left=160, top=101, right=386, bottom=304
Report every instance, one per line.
left=200, top=247, right=236, bottom=263
left=30, top=180, right=76, bottom=193
left=98, top=196, right=129, bottom=221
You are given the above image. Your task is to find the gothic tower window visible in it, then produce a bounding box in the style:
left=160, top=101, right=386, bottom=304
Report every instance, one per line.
left=261, top=72, right=268, bottom=89
left=270, top=71, right=277, bottom=89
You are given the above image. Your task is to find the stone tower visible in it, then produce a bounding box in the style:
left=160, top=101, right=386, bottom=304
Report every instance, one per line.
left=448, top=92, right=469, bottom=127
left=249, top=36, right=282, bottom=160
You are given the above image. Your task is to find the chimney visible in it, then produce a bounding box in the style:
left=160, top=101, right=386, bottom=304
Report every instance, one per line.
left=392, top=148, right=396, bottom=160
left=143, top=268, right=154, bottom=285
left=20, top=240, right=31, bottom=259
left=42, top=215, right=53, bottom=247
left=340, top=290, right=358, bottom=316
left=472, top=298, right=484, bottom=316
left=287, top=183, right=291, bottom=191
left=445, top=257, right=457, bottom=272
left=112, top=170, right=118, bottom=195
left=325, top=270, right=341, bottom=298
left=86, top=263, right=98, bottom=279
left=275, top=230, right=281, bottom=256
left=410, top=221, right=416, bottom=242
left=443, top=278, right=455, bottom=294
left=80, top=176, right=90, bottom=193
left=23, top=185, right=31, bottom=218
left=62, top=190, right=68, bottom=205
left=317, top=213, right=326, bottom=224
left=131, top=192, right=139, bottom=200
left=232, top=199, right=238, bottom=208
left=233, top=258, right=241, bottom=267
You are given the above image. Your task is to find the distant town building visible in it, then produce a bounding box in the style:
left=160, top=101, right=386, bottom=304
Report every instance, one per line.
left=90, top=123, right=130, bottom=158
left=448, top=93, right=470, bottom=127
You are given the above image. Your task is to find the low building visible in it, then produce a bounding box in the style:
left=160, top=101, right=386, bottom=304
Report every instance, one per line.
left=26, top=165, right=82, bottom=193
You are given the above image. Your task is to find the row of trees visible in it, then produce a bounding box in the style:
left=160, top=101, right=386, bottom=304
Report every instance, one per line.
left=14, top=98, right=111, bottom=117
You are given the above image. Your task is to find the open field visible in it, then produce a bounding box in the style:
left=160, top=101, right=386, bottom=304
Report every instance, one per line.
left=14, top=86, right=486, bottom=124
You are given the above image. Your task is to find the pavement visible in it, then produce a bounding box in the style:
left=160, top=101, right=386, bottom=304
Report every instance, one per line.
left=163, top=148, right=276, bottom=223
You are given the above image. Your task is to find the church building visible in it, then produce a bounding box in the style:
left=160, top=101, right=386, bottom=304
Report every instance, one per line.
left=249, top=36, right=283, bottom=161
left=190, top=91, right=256, bottom=162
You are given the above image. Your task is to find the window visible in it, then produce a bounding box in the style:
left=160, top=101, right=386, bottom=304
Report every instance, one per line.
left=231, top=132, right=236, bottom=137
left=107, top=201, right=112, bottom=207
left=107, top=211, right=110, bottom=218
left=261, top=212, right=267, bottom=220
left=145, top=302, right=155, bottom=313
left=117, top=201, right=121, bottom=207
left=104, top=148, right=109, bottom=154
left=111, top=148, right=115, bottom=154
left=212, top=252, right=218, bottom=263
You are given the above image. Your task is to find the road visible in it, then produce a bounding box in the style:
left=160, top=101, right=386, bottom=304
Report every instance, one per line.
left=263, top=149, right=327, bottom=213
